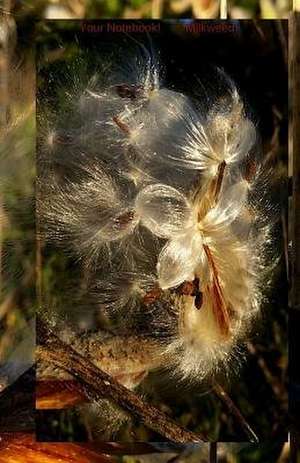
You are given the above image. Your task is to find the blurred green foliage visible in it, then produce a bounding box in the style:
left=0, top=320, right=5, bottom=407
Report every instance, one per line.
left=11, top=0, right=292, bottom=19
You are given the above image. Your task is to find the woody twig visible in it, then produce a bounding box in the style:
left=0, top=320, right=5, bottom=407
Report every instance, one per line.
left=37, top=316, right=207, bottom=443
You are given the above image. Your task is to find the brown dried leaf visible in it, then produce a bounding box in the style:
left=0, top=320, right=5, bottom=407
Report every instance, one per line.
left=0, top=434, right=114, bottom=463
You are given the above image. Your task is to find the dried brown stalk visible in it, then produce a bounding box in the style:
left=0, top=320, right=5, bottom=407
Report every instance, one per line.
left=292, top=13, right=300, bottom=310
left=220, top=0, right=227, bottom=19
left=152, top=0, right=164, bottom=18
left=213, top=383, right=258, bottom=443
left=37, top=317, right=206, bottom=443
left=275, top=20, right=288, bottom=71
left=209, top=442, right=217, bottom=463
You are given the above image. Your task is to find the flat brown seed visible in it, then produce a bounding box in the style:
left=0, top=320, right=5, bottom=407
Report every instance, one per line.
left=114, top=210, right=135, bottom=230
left=115, top=84, right=144, bottom=100
left=143, top=287, right=162, bottom=305
left=244, top=158, right=257, bottom=182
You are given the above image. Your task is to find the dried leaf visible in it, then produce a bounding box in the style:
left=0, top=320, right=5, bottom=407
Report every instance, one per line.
left=0, top=434, right=114, bottom=463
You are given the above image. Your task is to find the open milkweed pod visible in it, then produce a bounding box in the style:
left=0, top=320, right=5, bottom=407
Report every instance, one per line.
left=38, top=40, right=279, bottom=389
left=151, top=83, right=276, bottom=381
left=38, top=49, right=192, bottom=269
left=157, top=167, right=277, bottom=381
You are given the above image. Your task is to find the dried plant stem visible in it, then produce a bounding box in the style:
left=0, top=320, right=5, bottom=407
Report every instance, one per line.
left=0, top=13, right=8, bottom=298
left=291, top=13, right=299, bottom=447
left=220, top=0, right=227, bottom=19
left=0, top=2, right=13, bottom=299
left=209, top=442, right=217, bottom=463
left=0, top=199, right=3, bottom=300
left=0, top=9, right=9, bottom=126
left=290, top=433, right=298, bottom=463
left=152, top=0, right=163, bottom=18
left=37, top=318, right=206, bottom=443
left=275, top=21, right=288, bottom=70
left=282, top=210, right=289, bottom=283
left=292, top=13, right=300, bottom=310
left=36, top=230, right=42, bottom=310
left=247, top=342, right=287, bottom=402
left=213, top=383, right=258, bottom=443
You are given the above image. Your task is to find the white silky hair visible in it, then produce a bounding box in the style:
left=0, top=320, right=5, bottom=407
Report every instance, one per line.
left=38, top=42, right=279, bottom=382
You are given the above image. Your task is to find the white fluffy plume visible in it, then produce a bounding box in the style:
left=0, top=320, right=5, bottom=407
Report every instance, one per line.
left=38, top=42, right=278, bottom=382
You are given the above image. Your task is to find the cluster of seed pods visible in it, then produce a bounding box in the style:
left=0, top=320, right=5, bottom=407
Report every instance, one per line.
left=38, top=45, right=277, bottom=381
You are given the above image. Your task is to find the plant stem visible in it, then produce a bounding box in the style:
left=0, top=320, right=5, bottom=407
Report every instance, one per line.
left=152, top=0, right=163, bottom=18
left=213, top=383, right=258, bottom=443
left=37, top=317, right=207, bottom=443
left=220, top=0, right=227, bottom=19
left=209, top=442, right=217, bottom=463
left=292, top=14, right=300, bottom=310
